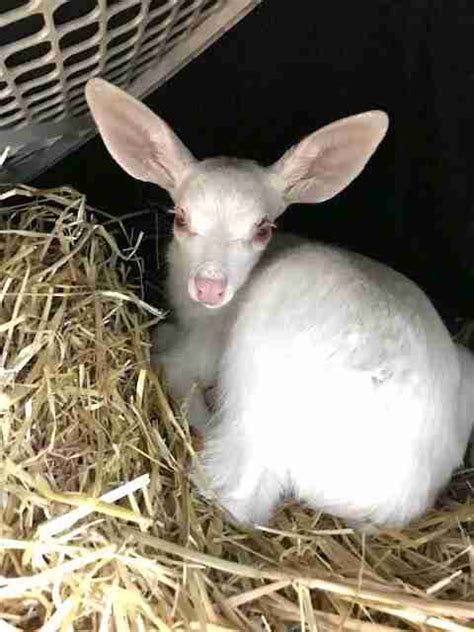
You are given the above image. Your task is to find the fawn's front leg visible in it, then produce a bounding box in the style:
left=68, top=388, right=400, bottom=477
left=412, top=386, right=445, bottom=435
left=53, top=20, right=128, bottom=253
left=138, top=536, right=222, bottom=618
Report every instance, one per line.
left=151, top=322, right=214, bottom=429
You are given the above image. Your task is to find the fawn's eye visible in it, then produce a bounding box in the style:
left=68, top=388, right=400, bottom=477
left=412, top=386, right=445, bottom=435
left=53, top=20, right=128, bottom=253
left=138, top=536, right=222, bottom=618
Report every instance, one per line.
left=173, top=207, right=188, bottom=231
left=253, top=217, right=275, bottom=244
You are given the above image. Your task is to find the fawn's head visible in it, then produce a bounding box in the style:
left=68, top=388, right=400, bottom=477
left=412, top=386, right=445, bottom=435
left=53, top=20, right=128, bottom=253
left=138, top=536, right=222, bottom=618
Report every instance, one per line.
left=86, top=78, right=388, bottom=309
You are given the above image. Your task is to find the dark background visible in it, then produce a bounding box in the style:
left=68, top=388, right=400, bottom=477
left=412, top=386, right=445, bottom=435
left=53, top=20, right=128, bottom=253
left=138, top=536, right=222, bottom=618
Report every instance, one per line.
left=34, top=0, right=473, bottom=327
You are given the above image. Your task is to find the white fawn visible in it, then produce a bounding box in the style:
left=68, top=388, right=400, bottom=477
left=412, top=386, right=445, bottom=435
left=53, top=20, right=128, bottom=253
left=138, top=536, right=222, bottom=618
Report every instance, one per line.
left=86, top=78, right=473, bottom=530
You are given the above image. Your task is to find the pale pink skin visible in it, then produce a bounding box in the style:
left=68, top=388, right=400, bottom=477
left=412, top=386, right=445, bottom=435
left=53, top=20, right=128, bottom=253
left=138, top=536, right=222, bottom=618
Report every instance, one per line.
left=86, top=78, right=474, bottom=531
left=191, top=275, right=227, bottom=307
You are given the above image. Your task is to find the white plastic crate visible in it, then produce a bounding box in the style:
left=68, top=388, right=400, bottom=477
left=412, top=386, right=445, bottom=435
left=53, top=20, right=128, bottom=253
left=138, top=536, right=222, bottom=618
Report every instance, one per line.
left=0, top=0, right=259, bottom=182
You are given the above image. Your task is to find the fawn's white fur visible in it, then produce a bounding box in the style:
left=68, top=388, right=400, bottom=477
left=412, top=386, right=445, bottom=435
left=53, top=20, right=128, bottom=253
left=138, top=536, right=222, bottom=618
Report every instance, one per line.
left=86, top=78, right=474, bottom=530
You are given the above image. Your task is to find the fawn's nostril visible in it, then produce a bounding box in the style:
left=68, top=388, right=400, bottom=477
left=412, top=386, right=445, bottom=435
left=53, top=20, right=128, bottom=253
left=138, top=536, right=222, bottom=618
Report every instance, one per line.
left=198, top=287, right=223, bottom=298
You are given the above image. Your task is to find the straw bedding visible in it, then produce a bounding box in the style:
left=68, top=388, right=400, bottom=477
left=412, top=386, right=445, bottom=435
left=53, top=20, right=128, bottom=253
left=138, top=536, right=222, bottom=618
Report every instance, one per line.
left=0, top=184, right=472, bottom=631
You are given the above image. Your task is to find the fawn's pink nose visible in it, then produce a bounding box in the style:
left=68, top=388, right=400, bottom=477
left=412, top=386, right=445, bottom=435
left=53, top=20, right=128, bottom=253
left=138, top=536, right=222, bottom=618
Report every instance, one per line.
left=194, top=275, right=227, bottom=306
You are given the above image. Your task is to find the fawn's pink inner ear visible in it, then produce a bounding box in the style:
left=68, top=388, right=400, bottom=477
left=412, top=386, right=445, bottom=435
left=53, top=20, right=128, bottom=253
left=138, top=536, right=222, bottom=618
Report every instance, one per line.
left=270, top=110, right=389, bottom=204
left=85, top=78, right=195, bottom=192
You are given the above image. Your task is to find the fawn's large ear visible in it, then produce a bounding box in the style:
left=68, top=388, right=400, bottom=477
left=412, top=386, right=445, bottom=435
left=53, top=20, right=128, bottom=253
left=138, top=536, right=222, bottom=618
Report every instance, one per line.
left=269, top=111, right=389, bottom=205
left=85, top=78, right=195, bottom=195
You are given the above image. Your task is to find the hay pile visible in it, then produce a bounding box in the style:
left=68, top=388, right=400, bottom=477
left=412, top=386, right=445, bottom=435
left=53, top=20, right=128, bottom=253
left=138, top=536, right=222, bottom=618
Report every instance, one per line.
left=0, top=185, right=472, bottom=631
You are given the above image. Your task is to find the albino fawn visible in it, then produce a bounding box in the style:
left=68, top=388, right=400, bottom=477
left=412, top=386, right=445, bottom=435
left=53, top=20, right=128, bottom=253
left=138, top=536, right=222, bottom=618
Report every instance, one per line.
left=86, top=78, right=473, bottom=530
